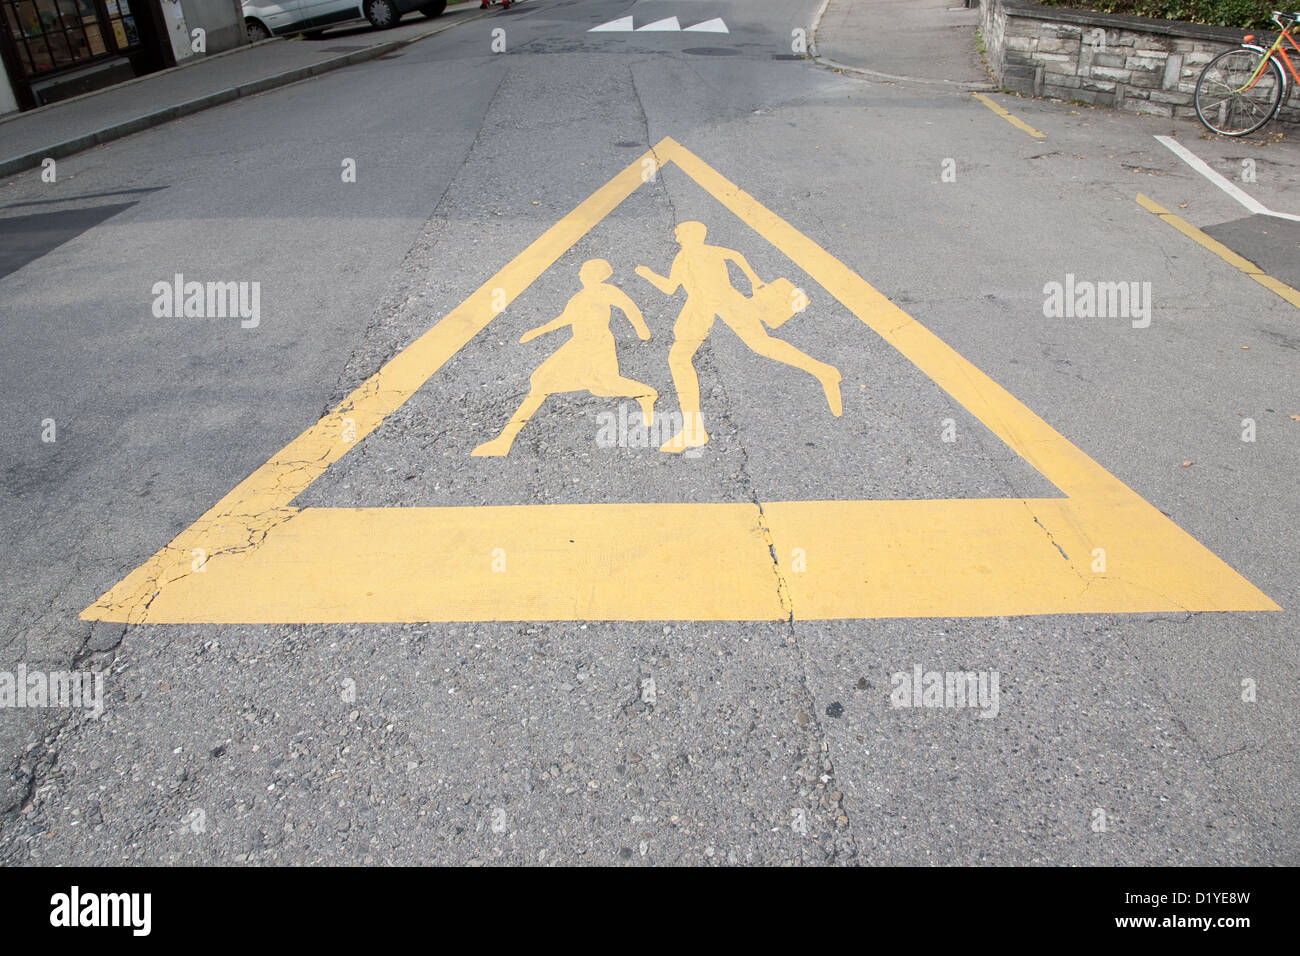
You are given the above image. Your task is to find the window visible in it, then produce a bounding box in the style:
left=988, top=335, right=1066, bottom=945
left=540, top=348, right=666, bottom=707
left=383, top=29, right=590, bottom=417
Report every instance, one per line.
left=2, top=0, right=138, bottom=77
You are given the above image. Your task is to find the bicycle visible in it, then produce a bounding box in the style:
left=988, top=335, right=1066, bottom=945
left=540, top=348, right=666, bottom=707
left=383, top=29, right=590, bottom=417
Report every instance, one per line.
left=1195, top=10, right=1300, bottom=136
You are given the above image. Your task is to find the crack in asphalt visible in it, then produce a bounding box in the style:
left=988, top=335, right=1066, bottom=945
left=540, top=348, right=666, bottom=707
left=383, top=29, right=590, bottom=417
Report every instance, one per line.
left=1031, top=512, right=1072, bottom=563
left=628, top=59, right=854, bottom=861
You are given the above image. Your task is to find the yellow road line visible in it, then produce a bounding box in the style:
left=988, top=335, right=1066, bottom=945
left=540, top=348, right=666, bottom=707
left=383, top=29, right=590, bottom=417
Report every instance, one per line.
left=102, top=500, right=1276, bottom=623
left=1137, top=193, right=1300, bottom=310
left=971, top=92, right=1046, bottom=139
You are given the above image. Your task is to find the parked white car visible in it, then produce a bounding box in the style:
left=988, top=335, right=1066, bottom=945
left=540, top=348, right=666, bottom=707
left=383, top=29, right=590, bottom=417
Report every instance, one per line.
left=243, top=0, right=446, bottom=40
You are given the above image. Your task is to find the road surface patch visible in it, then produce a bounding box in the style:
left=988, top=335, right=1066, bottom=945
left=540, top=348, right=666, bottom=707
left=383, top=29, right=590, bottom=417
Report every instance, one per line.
left=1136, top=193, right=1300, bottom=311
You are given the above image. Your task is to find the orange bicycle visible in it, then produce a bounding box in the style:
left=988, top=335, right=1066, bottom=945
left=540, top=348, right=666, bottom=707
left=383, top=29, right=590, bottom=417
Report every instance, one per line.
left=1195, top=10, right=1300, bottom=135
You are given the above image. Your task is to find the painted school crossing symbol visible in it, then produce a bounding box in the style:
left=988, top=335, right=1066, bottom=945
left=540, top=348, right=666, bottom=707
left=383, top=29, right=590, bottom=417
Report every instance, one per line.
left=471, top=223, right=832, bottom=457
left=470, top=257, right=658, bottom=458
left=82, top=139, right=1280, bottom=624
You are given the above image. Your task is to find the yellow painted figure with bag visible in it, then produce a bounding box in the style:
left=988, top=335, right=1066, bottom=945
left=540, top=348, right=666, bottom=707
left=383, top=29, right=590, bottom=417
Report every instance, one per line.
left=636, top=221, right=841, bottom=453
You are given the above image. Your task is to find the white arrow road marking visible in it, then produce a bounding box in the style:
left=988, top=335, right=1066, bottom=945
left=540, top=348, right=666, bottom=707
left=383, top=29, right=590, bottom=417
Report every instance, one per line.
left=636, top=16, right=681, bottom=31
left=684, top=18, right=728, bottom=33
left=589, top=15, right=634, bottom=31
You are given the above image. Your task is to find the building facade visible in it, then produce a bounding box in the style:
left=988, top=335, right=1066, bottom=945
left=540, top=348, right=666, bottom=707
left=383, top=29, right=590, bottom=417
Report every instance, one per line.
left=0, top=0, right=245, bottom=114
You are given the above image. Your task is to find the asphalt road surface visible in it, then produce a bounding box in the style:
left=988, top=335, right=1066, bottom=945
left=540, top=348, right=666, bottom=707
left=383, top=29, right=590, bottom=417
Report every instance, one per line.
left=1, top=0, right=1297, bottom=866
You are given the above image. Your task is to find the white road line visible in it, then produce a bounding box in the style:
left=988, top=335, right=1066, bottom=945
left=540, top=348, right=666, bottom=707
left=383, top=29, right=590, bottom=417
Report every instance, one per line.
left=1155, top=135, right=1300, bottom=222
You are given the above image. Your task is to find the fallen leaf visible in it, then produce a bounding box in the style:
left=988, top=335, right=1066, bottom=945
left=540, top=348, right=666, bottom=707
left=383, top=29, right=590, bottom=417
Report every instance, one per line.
left=1182, top=461, right=1193, bottom=467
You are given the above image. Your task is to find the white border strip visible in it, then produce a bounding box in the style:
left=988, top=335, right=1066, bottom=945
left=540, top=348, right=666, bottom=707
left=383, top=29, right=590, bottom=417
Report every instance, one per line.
left=1156, top=135, right=1300, bottom=222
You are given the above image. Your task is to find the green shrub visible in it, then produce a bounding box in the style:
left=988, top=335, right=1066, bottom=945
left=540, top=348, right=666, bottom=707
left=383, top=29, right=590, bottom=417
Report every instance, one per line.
left=1032, top=0, right=1283, bottom=29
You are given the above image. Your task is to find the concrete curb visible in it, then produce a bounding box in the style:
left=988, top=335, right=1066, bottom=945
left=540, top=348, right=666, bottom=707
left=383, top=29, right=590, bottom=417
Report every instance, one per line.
left=0, top=37, right=284, bottom=129
left=0, top=13, right=488, bottom=179
left=807, top=0, right=996, bottom=91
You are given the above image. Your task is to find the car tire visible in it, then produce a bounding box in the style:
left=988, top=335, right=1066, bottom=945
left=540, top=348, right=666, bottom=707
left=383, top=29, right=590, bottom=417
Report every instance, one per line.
left=420, top=0, right=446, bottom=16
left=246, top=18, right=271, bottom=42
left=364, top=0, right=400, bottom=28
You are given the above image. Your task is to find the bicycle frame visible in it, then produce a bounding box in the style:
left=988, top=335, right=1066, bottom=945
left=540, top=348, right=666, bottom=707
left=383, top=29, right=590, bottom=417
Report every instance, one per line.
left=1237, top=13, right=1300, bottom=99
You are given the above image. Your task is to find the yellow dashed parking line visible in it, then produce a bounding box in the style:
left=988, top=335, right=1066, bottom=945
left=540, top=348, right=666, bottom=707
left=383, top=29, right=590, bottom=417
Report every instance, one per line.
left=971, top=93, right=1046, bottom=139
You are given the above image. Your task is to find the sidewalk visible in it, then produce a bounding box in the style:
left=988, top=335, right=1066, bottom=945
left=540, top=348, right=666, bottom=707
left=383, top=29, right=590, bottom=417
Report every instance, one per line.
left=0, top=4, right=486, bottom=179
left=812, top=0, right=993, bottom=89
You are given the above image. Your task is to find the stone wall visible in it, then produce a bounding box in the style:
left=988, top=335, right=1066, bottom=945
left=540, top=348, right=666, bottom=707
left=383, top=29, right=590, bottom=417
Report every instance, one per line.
left=979, top=0, right=1300, bottom=126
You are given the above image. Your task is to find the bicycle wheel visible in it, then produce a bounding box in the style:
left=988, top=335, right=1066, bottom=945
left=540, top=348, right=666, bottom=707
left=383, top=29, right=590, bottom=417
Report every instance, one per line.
left=1195, top=48, right=1284, bottom=136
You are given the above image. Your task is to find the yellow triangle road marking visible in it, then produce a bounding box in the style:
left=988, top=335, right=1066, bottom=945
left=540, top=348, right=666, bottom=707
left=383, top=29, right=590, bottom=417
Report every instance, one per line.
left=82, top=138, right=1280, bottom=623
